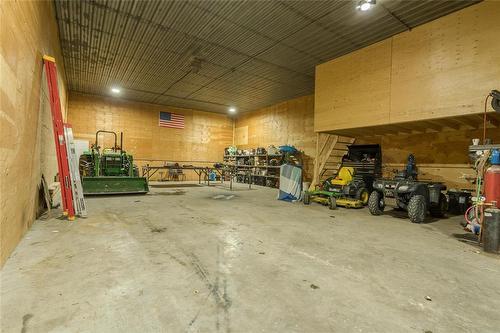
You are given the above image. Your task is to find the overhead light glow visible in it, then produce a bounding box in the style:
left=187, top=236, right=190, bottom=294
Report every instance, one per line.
left=356, top=0, right=375, bottom=11
left=111, top=87, right=121, bottom=94
left=360, top=3, right=371, bottom=10
left=228, top=107, right=236, bottom=113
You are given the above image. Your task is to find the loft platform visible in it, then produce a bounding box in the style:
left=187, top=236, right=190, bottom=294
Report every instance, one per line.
left=325, top=112, right=500, bottom=138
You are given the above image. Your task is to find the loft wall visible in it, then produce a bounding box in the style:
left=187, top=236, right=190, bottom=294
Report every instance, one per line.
left=67, top=93, right=233, bottom=180
left=357, top=128, right=500, bottom=189
left=315, top=0, right=500, bottom=132
left=234, top=95, right=316, bottom=181
left=314, top=0, right=500, bottom=189
left=0, top=1, right=67, bottom=267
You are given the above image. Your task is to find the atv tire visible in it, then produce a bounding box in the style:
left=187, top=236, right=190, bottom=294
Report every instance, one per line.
left=355, top=187, right=370, bottom=205
left=328, top=196, right=337, bottom=210
left=429, top=193, right=447, bottom=218
left=408, top=195, right=426, bottom=223
left=368, top=191, right=384, bottom=215
left=303, top=191, right=310, bottom=205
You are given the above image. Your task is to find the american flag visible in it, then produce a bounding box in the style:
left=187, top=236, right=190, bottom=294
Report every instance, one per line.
left=159, top=111, right=184, bottom=129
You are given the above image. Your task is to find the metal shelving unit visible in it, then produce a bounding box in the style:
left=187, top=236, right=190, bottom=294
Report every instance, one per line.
left=224, top=149, right=302, bottom=188
left=223, top=151, right=288, bottom=188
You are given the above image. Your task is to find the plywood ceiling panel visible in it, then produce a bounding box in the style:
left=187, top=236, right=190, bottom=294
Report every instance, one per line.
left=55, top=0, right=480, bottom=113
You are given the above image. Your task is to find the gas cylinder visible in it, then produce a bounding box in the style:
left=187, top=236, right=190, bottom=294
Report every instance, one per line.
left=485, top=149, right=500, bottom=209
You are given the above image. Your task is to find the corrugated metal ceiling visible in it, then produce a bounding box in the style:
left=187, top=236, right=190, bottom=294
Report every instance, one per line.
left=54, top=0, right=481, bottom=113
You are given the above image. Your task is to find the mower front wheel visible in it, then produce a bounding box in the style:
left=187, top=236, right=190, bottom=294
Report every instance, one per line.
left=303, top=191, right=311, bottom=205
left=328, top=196, right=337, bottom=210
left=368, top=191, right=385, bottom=215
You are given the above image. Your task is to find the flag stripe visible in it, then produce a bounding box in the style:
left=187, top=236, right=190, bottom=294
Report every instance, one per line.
left=160, top=120, right=184, bottom=123
left=159, top=111, right=184, bottom=129
left=159, top=122, right=184, bottom=125
left=160, top=119, right=184, bottom=122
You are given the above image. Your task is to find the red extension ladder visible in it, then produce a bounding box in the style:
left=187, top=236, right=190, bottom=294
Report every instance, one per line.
left=43, top=55, right=75, bottom=220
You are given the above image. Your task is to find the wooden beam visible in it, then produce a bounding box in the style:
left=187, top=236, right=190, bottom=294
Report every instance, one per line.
left=318, top=135, right=339, bottom=176
left=451, top=117, right=476, bottom=129
left=391, top=124, right=418, bottom=135
left=310, top=132, right=321, bottom=190
left=487, top=117, right=499, bottom=128
left=369, top=126, right=400, bottom=136
left=440, top=119, right=462, bottom=131
left=317, top=133, right=329, bottom=157
left=422, top=121, right=443, bottom=132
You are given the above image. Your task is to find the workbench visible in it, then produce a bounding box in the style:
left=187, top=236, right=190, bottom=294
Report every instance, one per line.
left=141, top=164, right=252, bottom=190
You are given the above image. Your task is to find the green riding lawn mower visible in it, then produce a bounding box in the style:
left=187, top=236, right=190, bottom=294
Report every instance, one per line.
left=79, top=130, right=149, bottom=195
left=303, top=144, right=382, bottom=209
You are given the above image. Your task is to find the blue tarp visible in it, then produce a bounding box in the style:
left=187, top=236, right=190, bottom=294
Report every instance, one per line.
left=278, top=164, right=302, bottom=202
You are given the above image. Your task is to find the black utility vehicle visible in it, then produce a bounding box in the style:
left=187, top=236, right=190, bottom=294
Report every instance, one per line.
left=368, top=154, right=448, bottom=223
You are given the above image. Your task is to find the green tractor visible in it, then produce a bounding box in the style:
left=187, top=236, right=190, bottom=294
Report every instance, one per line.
left=79, top=130, right=149, bottom=195
left=303, top=144, right=382, bottom=209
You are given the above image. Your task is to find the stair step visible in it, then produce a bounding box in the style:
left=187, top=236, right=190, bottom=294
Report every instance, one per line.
left=329, top=151, right=347, bottom=158
left=314, top=134, right=355, bottom=187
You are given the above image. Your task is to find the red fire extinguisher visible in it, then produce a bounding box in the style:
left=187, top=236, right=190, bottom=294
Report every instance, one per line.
left=485, top=149, right=500, bottom=209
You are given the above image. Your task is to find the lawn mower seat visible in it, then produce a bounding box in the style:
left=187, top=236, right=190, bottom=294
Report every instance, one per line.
left=331, top=167, right=354, bottom=186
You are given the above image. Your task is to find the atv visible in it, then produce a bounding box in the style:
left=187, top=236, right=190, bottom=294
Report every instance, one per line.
left=368, top=154, right=448, bottom=223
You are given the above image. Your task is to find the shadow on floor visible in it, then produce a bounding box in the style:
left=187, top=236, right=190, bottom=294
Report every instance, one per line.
left=452, top=232, right=480, bottom=245
left=384, top=208, right=445, bottom=224
left=211, top=184, right=257, bottom=191
left=150, top=183, right=202, bottom=188
left=153, top=190, right=187, bottom=196
left=85, top=193, right=148, bottom=198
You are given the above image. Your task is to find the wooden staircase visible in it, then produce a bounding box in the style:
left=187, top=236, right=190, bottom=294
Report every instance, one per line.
left=310, top=134, right=355, bottom=190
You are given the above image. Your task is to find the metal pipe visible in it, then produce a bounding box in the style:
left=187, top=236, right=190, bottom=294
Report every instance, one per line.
left=95, top=130, right=117, bottom=151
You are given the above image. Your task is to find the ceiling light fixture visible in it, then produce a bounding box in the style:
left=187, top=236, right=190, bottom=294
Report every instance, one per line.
left=111, top=87, right=121, bottom=94
left=189, top=56, right=204, bottom=74
left=228, top=107, right=236, bottom=113
left=356, top=0, right=376, bottom=11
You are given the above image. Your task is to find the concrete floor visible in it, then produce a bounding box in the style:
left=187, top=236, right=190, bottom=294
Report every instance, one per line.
left=1, top=182, right=499, bottom=333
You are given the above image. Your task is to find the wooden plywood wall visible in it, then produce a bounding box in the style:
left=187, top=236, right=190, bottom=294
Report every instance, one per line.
left=234, top=95, right=316, bottom=181
left=0, top=1, right=67, bottom=266
left=357, top=128, right=500, bottom=189
left=315, top=39, right=392, bottom=131
left=234, top=126, right=248, bottom=145
left=390, top=1, right=500, bottom=123
left=67, top=93, right=233, bottom=180
left=315, top=0, right=500, bottom=132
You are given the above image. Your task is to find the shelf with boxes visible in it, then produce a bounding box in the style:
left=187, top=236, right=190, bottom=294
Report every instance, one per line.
left=223, top=145, right=302, bottom=188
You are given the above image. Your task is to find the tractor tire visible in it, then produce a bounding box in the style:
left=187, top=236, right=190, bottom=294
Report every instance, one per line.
left=328, top=196, right=337, bottom=210
left=429, top=193, right=447, bottom=218
left=408, top=195, right=426, bottom=223
left=303, top=191, right=311, bottom=205
left=355, top=187, right=370, bottom=205
left=368, top=191, right=385, bottom=215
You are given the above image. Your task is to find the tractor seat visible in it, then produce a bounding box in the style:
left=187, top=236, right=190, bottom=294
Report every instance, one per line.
left=331, top=167, right=354, bottom=186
